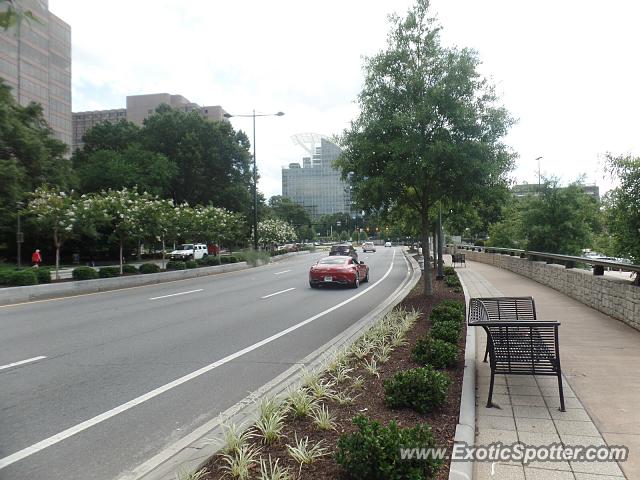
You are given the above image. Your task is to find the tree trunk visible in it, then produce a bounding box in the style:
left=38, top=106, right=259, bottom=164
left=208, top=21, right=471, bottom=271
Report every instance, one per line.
left=119, top=240, right=124, bottom=275
left=161, top=236, right=166, bottom=270
left=421, top=210, right=433, bottom=297
left=53, top=229, right=60, bottom=280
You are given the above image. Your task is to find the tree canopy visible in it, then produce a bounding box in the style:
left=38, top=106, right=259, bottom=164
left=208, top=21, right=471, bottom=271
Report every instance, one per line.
left=336, top=0, right=514, bottom=295
left=485, top=180, right=601, bottom=255
left=0, top=79, right=72, bottom=251
left=604, top=154, right=640, bottom=263
left=72, top=105, right=253, bottom=213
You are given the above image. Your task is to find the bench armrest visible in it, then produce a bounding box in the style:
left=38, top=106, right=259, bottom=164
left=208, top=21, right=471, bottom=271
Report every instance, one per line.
left=469, top=320, right=561, bottom=327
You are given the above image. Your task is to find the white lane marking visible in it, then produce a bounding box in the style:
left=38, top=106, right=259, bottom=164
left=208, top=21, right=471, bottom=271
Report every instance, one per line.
left=261, top=287, right=295, bottom=299
left=149, top=289, right=203, bottom=300
left=0, top=250, right=396, bottom=471
left=0, top=356, right=46, bottom=371
left=273, top=270, right=291, bottom=275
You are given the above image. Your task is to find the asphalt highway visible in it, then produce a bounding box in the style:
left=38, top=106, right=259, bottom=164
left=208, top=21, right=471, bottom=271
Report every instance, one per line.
left=0, top=247, right=410, bottom=480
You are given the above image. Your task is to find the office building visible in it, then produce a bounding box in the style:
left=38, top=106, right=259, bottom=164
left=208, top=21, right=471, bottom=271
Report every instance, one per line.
left=72, top=93, right=227, bottom=151
left=282, top=134, right=353, bottom=218
left=0, top=0, right=72, bottom=148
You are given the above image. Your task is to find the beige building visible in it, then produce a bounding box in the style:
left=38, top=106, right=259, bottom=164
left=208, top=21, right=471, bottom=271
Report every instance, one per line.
left=72, top=93, right=227, bottom=151
left=0, top=0, right=72, bottom=148
left=72, top=108, right=127, bottom=151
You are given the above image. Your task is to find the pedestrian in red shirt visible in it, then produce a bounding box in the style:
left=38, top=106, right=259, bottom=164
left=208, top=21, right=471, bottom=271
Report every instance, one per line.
left=31, top=249, right=42, bottom=268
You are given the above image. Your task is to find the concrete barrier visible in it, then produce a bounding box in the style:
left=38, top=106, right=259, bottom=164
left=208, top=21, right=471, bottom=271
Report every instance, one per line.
left=449, top=248, right=640, bottom=331
left=0, top=262, right=250, bottom=306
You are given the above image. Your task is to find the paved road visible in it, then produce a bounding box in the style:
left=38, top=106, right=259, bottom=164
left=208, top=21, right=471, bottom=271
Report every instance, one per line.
left=0, top=247, right=410, bottom=480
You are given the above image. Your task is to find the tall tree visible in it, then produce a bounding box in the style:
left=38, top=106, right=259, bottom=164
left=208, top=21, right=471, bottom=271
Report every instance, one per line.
left=0, top=79, right=72, bottom=255
left=75, top=146, right=177, bottom=196
left=268, top=195, right=311, bottom=237
left=605, top=154, right=640, bottom=263
left=336, top=0, right=514, bottom=295
left=140, top=105, right=253, bottom=211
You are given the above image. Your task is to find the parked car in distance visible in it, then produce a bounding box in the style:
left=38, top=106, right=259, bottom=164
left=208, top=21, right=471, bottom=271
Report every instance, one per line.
left=282, top=243, right=299, bottom=252
left=362, top=241, right=376, bottom=252
left=329, top=243, right=358, bottom=261
left=169, top=243, right=208, bottom=260
left=309, top=255, right=369, bottom=288
left=385, top=241, right=392, bottom=247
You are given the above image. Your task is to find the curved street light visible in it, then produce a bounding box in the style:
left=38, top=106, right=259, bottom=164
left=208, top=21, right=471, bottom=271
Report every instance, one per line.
left=223, top=110, right=285, bottom=250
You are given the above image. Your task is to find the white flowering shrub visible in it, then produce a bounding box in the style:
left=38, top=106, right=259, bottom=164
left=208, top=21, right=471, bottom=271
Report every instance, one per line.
left=257, top=218, right=297, bottom=247
left=27, top=187, right=82, bottom=278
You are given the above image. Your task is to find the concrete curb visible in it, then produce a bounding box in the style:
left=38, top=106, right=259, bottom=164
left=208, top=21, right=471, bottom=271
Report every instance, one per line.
left=448, top=265, right=476, bottom=480
left=122, top=250, right=421, bottom=480
left=0, top=262, right=249, bottom=306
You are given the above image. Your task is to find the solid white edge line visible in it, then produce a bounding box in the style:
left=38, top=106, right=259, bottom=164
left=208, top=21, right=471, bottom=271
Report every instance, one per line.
left=148, top=289, right=203, bottom=300
left=273, top=270, right=291, bottom=275
left=0, top=356, right=47, bottom=371
left=260, top=287, right=296, bottom=299
left=0, top=250, right=396, bottom=470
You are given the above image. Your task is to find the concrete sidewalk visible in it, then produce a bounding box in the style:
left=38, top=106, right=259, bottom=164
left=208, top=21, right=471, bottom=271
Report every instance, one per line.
left=454, top=258, right=638, bottom=480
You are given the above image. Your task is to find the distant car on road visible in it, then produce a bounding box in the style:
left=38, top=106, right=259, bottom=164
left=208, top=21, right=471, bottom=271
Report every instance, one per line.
left=385, top=241, right=392, bottom=247
left=362, top=241, right=376, bottom=253
left=309, top=255, right=369, bottom=288
left=169, top=243, right=208, bottom=260
left=329, top=243, right=358, bottom=261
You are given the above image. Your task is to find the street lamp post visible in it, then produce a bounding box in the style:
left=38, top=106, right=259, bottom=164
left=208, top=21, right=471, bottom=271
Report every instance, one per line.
left=223, top=110, right=284, bottom=251
left=536, top=156, right=543, bottom=192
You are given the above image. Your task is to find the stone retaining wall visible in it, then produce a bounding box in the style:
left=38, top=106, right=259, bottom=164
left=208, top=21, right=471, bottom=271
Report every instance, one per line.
left=449, top=248, right=640, bottom=331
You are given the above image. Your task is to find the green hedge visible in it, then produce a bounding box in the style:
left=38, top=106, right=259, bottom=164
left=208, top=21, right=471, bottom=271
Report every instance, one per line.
left=122, top=264, right=138, bottom=274
left=443, top=266, right=456, bottom=276
left=185, top=260, right=198, bottom=269
left=139, top=263, right=160, bottom=274
left=8, top=269, right=38, bottom=286
left=166, top=260, right=186, bottom=270
left=0, top=270, right=11, bottom=285
left=429, top=320, right=461, bottom=344
left=412, top=336, right=458, bottom=369
left=445, top=274, right=461, bottom=288
left=99, top=267, right=120, bottom=278
left=34, top=268, right=51, bottom=284
left=72, top=266, right=99, bottom=280
left=384, top=366, right=450, bottom=413
left=430, top=300, right=465, bottom=325
left=336, top=415, right=442, bottom=480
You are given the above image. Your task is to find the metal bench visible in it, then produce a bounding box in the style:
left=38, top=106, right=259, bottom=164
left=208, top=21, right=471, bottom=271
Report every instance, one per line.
left=469, top=297, right=565, bottom=411
left=469, top=297, right=537, bottom=362
left=452, top=253, right=466, bottom=267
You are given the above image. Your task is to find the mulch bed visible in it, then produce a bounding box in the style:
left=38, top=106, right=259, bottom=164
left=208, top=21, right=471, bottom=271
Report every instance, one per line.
left=203, top=268, right=466, bottom=479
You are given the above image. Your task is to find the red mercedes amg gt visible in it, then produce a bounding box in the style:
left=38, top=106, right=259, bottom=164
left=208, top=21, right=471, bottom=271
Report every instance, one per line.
left=309, top=255, right=369, bottom=288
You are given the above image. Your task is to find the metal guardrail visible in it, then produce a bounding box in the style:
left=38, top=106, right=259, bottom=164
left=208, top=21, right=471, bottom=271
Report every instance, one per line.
left=447, top=244, right=640, bottom=285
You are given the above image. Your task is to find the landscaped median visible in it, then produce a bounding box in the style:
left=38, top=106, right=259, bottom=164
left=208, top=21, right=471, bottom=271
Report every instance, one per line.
left=172, top=265, right=467, bottom=480
left=0, top=251, right=311, bottom=306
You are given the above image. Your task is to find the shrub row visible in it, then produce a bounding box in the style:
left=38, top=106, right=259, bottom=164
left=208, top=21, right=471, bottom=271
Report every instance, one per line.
left=337, top=301, right=463, bottom=478
left=0, top=268, right=53, bottom=286
left=70, top=256, right=241, bottom=281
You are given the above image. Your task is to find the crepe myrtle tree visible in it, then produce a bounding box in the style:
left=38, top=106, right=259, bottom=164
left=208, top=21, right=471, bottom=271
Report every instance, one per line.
left=335, top=0, right=514, bottom=296
left=27, top=187, right=80, bottom=280
left=256, top=218, right=297, bottom=250
left=95, top=188, right=154, bottom=274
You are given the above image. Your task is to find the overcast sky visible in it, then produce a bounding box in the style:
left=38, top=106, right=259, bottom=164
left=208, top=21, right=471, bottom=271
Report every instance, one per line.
left=50, top=0, right=639, bottom=199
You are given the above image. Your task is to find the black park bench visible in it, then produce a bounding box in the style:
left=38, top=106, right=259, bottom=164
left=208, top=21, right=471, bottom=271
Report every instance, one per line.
left=469, top=297, right=565, bottom=411
left=452, top=253, right=466, bottom=267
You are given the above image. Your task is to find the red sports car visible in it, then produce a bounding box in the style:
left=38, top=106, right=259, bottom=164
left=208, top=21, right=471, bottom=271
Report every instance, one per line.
left=309, top=255, right=369, bottom=288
